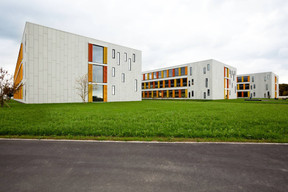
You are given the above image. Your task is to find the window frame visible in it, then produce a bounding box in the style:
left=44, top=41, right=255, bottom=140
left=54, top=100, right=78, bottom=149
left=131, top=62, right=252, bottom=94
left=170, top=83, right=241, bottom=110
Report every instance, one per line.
left=112, top=49, right=115, bottom=59
left=112, top=67, right=115, bottom=77
left=121, top=73, right=125, bottom=83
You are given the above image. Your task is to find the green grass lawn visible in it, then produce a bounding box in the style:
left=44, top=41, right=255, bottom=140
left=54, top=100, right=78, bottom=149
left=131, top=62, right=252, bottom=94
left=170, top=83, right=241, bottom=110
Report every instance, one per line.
left=0, top=99, right=288, bottom=142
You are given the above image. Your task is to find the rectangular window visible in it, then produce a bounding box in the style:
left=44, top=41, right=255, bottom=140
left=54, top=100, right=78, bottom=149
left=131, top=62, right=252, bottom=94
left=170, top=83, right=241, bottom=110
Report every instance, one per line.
left=205, top=78, right=208, bottom=88
left=134, top=79, right=138, bottom=92
left=153, top=72, right=157, bottom=79
left=117, top=52, right=120, bottom=65
left=183, top=78, right=187, bottom=87
left=266, top=84, right=268, bottom=90
left=252, top=76, right=254, bottom=82
left=175, top=68, right=179, bottom=77
left=133, top=54, right=136, bottom=62
left=239, top=84, right=243, bottom=90
left=112, top=85, right=115, bottom=95
left=169, top=69, right=173, bottom=77
left=93, top=84, right=103, bottom=102
left=207, top=89, right=210, bottom=96
left=93, top=45, right=104, bottom=63
left=190, top=67, right=192, bottom=76
left=93, top=65, right=103, bottom=83
left=149, top=73, right=152, bottom=79
left=112, top=67, right=115, bottom=77
left=160, top=81, right=163, bottom=88
left=204, top=92, right=206, bottom=99
left=264, top=76, right=267, bottom=82
left=192, top=79, right=194, bottom=85
left=165, top=80, right=169, bottom=88
left=192, top=91, right=194, bottom=97
left=142, top=83, right=144, bottom=89
left=254, top=84, right=256, bottom=89
left=163, top=70, right=167, bottom=78
left=112, top=49, right=115, bottom=59
left=243, top=76, right=249, bottom=82
left=207, top=64, right=210, bottom=71
left=188, top=80, right=190, bottom=87
left=121, top=73, right=125, bottom=82
left=124, top=52, right=127, bottom=62
left=188, top=92, right=191, bottom=98
left=128, top=58, right=131, bottom=71
left=176, top=79, right=181, bottom=87
left=254, top=92, right=255, bottom=97
left=237, top=77, right=242, bottom=82
left=203, top=67, right=206, bottom=74
left=181, top=67, right=185, bottom=76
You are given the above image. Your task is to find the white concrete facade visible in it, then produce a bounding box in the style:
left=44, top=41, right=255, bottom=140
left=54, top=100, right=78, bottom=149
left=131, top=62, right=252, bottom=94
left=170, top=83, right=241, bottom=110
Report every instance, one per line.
left=237, top=72, right=279, bottom=99
left=15, top=22, right=142, bottom=103
left=142, top=59, right=237, bottom=100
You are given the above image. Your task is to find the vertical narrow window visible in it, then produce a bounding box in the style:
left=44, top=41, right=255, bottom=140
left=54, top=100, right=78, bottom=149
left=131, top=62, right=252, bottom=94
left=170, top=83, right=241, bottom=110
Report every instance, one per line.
left=266, top=84, right=268, bottom=90
left=190, top=67, right=192, bottom=76
left=207, top=64, right=210, bottom=71
left=121, top=73, right=125, bottom=82
left=192, top=91, right=194, bottom=97
left=112, top=85, right=115, bottom=95
left=188, top=80, right=190, bottom=87
left=117, top=52, right=120, bottom=65
left=205, top=78, right=208, bottom=88
left=133, top=54, right=136, bottom=62
left=128, top=58, right=131, bottom=71
left=252, top=76, right=254, bottom=82
left=204, top=92, right=206, bottom=99
left=207, top=89, right=210, bottom=96
left=188, top=92, right=191, bottom=98
left=192, top=79, right=194, bottom=85
left=203, top=67, right=206, bottom=74
left=112, top=49, right=115, bottom=59
left=112, top=67, right=115, bottom=77
left=93, top=65, right=103, bottom=83
left=134, top=79, right=138, bottom=92
left=124, top=52, right=127, bottom=62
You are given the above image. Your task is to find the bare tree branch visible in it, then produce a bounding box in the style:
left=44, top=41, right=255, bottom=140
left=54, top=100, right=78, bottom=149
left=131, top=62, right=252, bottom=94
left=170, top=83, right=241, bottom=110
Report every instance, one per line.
left=75, top=73, right=89, bottom=103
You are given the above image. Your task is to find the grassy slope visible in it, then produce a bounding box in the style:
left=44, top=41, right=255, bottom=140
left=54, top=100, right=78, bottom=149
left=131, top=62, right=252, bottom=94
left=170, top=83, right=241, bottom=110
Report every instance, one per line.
left=0, top=99, right=287, bottom=142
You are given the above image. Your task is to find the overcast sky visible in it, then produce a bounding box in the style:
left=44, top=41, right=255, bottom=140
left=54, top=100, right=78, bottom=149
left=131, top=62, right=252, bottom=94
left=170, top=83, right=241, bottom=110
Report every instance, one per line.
left=0, top=0, right=287, bottom=83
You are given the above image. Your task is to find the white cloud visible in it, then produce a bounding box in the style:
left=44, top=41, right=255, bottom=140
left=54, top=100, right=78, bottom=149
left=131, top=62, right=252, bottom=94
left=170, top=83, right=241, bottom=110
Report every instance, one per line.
left=0, top=0, right=287, bottom=83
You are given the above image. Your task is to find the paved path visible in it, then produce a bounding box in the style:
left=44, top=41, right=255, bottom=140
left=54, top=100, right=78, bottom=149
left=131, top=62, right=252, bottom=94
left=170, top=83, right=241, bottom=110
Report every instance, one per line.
left=0, top=139, right=287, bottom=192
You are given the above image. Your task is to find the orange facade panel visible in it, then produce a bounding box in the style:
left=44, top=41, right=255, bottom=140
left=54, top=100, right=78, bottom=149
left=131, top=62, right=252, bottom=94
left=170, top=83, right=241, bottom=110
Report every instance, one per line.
left=88, top=44, right=93, bottom=62
left=185, top=67, right=187, bottom=75
left=88, top=64, right=93, bottom=82
left=88, top=84, right=93, bottom=102
left=103, top=66, right=107, bottom=83
left=173, top=69, right=175, bottom=77
left=103, top=85, right=107, bottom=102
left=168, top=80, right=171, bottom=87
left=143, top=74, right=145, bottom=80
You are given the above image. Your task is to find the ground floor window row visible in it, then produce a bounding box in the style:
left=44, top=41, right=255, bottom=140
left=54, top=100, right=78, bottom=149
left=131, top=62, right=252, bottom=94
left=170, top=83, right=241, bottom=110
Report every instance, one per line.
left=142, top=89, right=187, bottom=98
left=142, top=89, right=210, bottom=99
left=142, top=78, right=188, bottom=89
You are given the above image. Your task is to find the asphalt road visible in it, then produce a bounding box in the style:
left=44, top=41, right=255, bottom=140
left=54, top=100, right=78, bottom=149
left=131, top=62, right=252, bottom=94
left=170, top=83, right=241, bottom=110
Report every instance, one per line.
left=0, top=139, right=287, bottom=192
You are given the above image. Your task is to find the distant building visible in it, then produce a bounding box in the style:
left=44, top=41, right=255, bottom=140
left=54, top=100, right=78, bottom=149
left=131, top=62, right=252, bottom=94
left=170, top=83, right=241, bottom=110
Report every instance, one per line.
left=13, top=22, right=142, bottom=103
left=237, top=72, right=279, bottom=98
left=142, top=59, right=237, bottom=100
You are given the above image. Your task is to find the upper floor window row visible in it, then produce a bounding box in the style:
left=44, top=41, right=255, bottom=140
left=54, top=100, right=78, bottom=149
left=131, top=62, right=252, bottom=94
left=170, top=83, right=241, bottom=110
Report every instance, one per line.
left=142, top=67, right=187, bottom=80
left=237, top=76, right=250, bottom=83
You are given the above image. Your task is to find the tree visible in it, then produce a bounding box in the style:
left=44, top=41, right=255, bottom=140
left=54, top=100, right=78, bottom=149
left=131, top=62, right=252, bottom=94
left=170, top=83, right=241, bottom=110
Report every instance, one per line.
left=0, top=67, right=15, bottom=108
left=75, top=73, right=89, bottom=103
left=279, top=84, right=288, bottom=96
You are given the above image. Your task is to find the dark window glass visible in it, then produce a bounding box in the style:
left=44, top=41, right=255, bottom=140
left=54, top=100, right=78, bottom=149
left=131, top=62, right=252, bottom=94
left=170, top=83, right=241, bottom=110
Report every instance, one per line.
left=205, top=78, right=208, bottom=88
left=133, top=54, right=136, bottom=62
left=189, top=92, right=191, bottom=98
left=192, top=91, right=194, bottom=97
left=252, top=76, right=254, bottom=82
left=237, top=77, right=242, bottom=82
left=243, top=92, right=248, bottom=97
left=204, top=92, right=206, bottom=99
left=93, top=45, right=104, bottom=63
left=171, top=80, right=175, bottom=87
left=176, top=79, right=181, bottom=87
left=93, top=84, right=103, bottom=102
left=203, top=67, right=206, bottom=74
left=163, top=90, right=167, bottom=98
left=181, top=90, right=186, bottom=98
left=237, top=92, right=242, bottom=97
left=245, top=84, right=249, bottom=89
left=93, top=65, right=103, bottom=83
left=160, top=81, right=163, bottom=88
left=207, top=89, right=210, bottom=96
left=175, top=90, right=179, bottom=98
left=169, top=90, right=173, bottom=98
left=142, top=83, right=144, bottom=89
left=243, top=76, right=249, bottom=82
left=183, top=78, right=187, bottom=87
left=188, top=80, right=190, bottom=87
left=239, top=84, right=243, bottom=90
left=192, top=79, right=194, bottom=85
left=165, top=80, right=169, bottom=87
